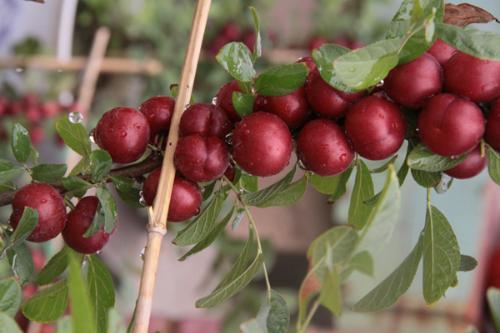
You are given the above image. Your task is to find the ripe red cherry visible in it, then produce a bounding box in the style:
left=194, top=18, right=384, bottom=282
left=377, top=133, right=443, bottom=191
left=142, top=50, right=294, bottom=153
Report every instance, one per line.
left=444, top=52, right=500, bottom=103
left=179, top=103, right=232, bottom=139
left=242, top=30, right=256, bottom=52
left=383, top=53, right=443, bottom=108
left=10, top=183, right=66, bottom=242
left=305, top=70, right=364, bottom=118
left=142, top=168, right=202, bottom=222
left=174, top=135, right=229, bottom=182
left=418, top=93, right=485, bottom=156
left=345, top=95, right=406, bottom=160
left=297, top=119, right=354, bottom=176
left=220, top=22, right=241, bottom=40
left=232, top=112, right=292, bottom=176
left=216, top=80, right=242, bottom=122
left=139, top=96, right=175, bottom=136
left=486, top=99, right=500, bottom=151
left=428, top=39, right=457, bottom=65
left=63, top=196, right=112, bottom=254
left=95, top=107, right=150, bottom=163
left=444, top=146, right=486, bottom=179
left=253, top=87, right=309, bottom=129
left=307, top=36, right=328, bottom=51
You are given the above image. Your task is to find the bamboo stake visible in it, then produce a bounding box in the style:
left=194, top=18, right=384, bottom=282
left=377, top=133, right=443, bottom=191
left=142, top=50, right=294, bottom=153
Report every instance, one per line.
left=132, top=1, right=212, bottom=332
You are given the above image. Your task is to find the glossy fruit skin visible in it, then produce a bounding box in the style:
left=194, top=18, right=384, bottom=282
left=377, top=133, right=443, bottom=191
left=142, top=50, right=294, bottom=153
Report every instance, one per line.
left=95, top=107, right=150, bottom=163
left=444, top=52, right=500, bottom=103
left=216, top=80, right=242, bottom=122
left=305, top=70, right=364, bottom=118
left=253, top=87, right=309, bottom=129
left=10, top=183, right=66, bottom=242
left=297, top=119, right=354, bottom=176
left=345, top=95, right=406, bottom=160
left=444, top=146, right=486, bottom=179
left=232, top=112, right=292, bottom=176
left=142, top=168, right=202, bottom=222
left=174, top=135, right=229, bottom=182
left=383, top=53, right=443, bottom=108
left=486, top=99, right=500, bottom=151
left=179, top=103, right=232, bottom=139
left=63, top=197, right=111, bottom=254
left=428, top=39, right=457, bottom=65
left=418, top=93, right=485, bottom=156
left=139, top=96, right=175, bottom=136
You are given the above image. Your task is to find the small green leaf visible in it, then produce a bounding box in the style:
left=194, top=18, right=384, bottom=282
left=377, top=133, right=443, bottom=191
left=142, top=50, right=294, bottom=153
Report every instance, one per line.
left=0, top=278, right=22, bottom=316
left=241, top=290, right=290, bottom=333
left=0, top=312, right=22, bottom=333
left=487, top=288, right=500, bottom=332
left=253, top=176, right=307, bottom=208
left=309, top=167, right=352, bottom=198
left=232, top=92, right=255, bottom=117
left=22, top=280, right=68, bottom=322
left=249, top=7, right=262, bottom=60
left=407, top=144, right=465, bottom=172
left=62, top=177, right=91, bottom=198
left=353, top=235, right=423, bottom=311
left=31, top=164, right=67, bottom=183
left=89, top=150, right=113, bottom=183
left=370, top=155, right=398, bottom=173
left=487, top=146, right=500, bottom=185
left=8, top=244, right=34, bottom=285
left=11, top=123, right=32, bottom=163
left=318, top=267, right=342, bottom=316
left=240, top=173, right=259, bottom=192
left=255, top=64, right=308, bottom=96
left=422, top=205, right=461, bottom=304
left=349, top=251, right=374, bottom=277
left=10, top=207, right=38, bottom=248
left=312, top=44, right=350, bottom=83
left=110, top=176, right=141, bottom=207
left=55, top=117, right=92, bottom=157
left=216, top=42, right=256, bottom=82
left=69, top=157, right=90, bottom=176
left=36, top=247, right=69, bottom=285
left=0, top=159, right=25, bottom=184
left=56, top=316, right=74, bottom=333
left=459, top=255, right=478, bottom=272
left=87, top=255, right=115, bottom=333
left=241, top=167, right=295, bottom=207
left=411, top=169, right=441, bottom=188
left=348, top=160, right=374, bottom=229
left=96, top=187, right=117, bottom=234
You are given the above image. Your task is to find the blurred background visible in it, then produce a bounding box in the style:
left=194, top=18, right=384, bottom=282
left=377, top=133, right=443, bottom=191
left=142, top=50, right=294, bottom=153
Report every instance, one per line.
left=0, top=1, right=499, bottom=332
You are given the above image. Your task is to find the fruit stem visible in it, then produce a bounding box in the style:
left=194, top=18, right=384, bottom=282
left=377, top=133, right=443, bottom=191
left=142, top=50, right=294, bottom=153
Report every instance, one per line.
left=298, top=299, right=320, bottom=333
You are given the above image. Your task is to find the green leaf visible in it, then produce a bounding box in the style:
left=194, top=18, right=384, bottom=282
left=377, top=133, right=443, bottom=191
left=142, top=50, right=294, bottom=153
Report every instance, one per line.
left=387, top=0, right=443, bottom=38
left=55, top=117, right=92, bottom=157
left=487, top=146, right=500, bottom=185
left=89, top=150, right=113, bottom=183
left=62, top=177, right=92, bottom=198
left=249, top=7, right=261, bottom=60
left=67, top=252, right=96, bottom=333
left=0, top=312, right=22, bottom=333
left=8, top=244, right=34, bottom=285
left=422, top=205, right=461, bottom=304
left=22, top=280, right=68, bottom=322
left=240, top=173, right=259, bottom=192
left=353, top=235, right=423, bottom=311
left=11, top=123, right=33, bottom=163
left=312, top=44, right=350, bottom=84
left=253, top=177, right=307, bottom=208
left=36, top=247, right=69, bottom=285
left=0, top=278, right=22, bottom=316
left=216, top=42, right=256, bottom=82
left=349, top=251, right=374, bottom=277
left=196, top=229, right=263, bottom=308
left=31, top=164, right=67, bottom=183
left=408, top=144, right=466, bottom=172
left=241, top=167, right=295, bottom=207
left=174, top=191, right=226, bottom=246
left=241, top=290, right=290, bottom=333
left=348, top=160, right=374, bottom=229
left=411, top=169, right=441, bottom=188
left=437, top=23, right=500, bottom=60
left=459, top=255, right=478, bottom=272
left=69, top=157, right=90, bottom=176
left=255, top=64, right=308, bottom=96
left=56, top=316, right=74, bottom=333
left=10, top=207, right=38, bottom=248
left=232, top=92, right=255, bottom=117
left=487, top=288, right=500, bottom=332
left=318, top=267, right=342, bottom=316
left=87, top=255, right=115, bottom=333
left=309, top=167, right=352, bottom=198
left=110, top=176, right=141, bottom=207
left=0, top=159, right=24, bottom=184
left=370, top=155, right=398, bottom=173
left=96, top=187, right=117, bottom=234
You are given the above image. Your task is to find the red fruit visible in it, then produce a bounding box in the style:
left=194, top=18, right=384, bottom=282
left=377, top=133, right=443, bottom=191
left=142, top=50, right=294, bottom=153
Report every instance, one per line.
left=41, top=101, right=61, bottom=117
left=179, top=103, right=232, bottom=138
left=139, top=96, right=175, bottom=136
left=232, top=112, right=292, bottom=176
left=418, top=93, right=485, bottom=156
left=63, top=196, right=112, bottom=254
left=428, top=39, right=457, bottom=65
left=350, top=40, right=364, bottom=50
left=253, top=87, right=309, bottom=129
left=10, top=183, right=66, bottom=242
left=174, top=135, right=229, bottom=182
left=345, top=95, right=406, bottom=160
left=486, top=99, right=500, bottom=151
left=29, top=126, right=44, bottom=145
left=444, top=52, right=500, bottom=103
left=0, top=97, right=7, bottom=116
left=26, top=106, right=42, bottom=123
left=224, top=164, right=236, bottom=182
left=305, top=70, right=364, bottom=118
left=216, top=80, right=242, bottom=122
left=242, top=30, right=256, bottom=52
left=95, top=107, right=150, bottom=163
left=444, top=146, right=486, bottom=179
left=332, top=36, right=351, bottom=48
left=488, top=247, right=500, bottom=289
left=142, top=168, right=202, bottom=222
left=308, top=36, right=328, bottom=51
left=297, top=119, right=354, bottom=176
left=383, top=53, right=443, bottom=108
left=220, top=22, right=241, bottom=40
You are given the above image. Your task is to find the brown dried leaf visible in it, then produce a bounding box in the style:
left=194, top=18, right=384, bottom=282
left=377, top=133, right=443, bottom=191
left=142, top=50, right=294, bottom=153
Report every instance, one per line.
left=444, top=3, right=499, bottom=27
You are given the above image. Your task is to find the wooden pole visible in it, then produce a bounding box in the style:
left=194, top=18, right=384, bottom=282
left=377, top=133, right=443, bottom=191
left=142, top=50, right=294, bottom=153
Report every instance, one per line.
left=132, top=1, right=212, bottom=332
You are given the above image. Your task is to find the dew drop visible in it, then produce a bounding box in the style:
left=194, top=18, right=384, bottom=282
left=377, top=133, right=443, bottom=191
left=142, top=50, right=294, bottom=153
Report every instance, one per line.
left=41, top=199, right=47, bottom=203
left=211, top=97, right=218, bottom=105
left=119, top=131, right=127, bottom=138
left=339, top=153, right=347, bottom=162
left=68, top=111, right=83, bottom=124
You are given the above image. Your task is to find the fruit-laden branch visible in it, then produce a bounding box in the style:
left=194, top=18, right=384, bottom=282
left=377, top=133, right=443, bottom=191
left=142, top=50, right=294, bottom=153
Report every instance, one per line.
left=0, top=154, right=162, bottom=207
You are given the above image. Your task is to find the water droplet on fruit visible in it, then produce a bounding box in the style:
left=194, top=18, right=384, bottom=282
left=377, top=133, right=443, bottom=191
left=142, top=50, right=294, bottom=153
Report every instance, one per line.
left=244, top=129, right=250, bottom=135
left=194, top=207, right=201, bottom=215
left=450, top=155, right=459, bottom=160
left=339, top=153, right=347, bottom=162
left=41, top=199, right=47, bottom=203
left=96, top=250, right=102, bottom=255
left=119, top=131, right=127, bottom=138
left=68, top=111, right=83, bottom=124
left=211, top=97, right=218, bottom=105
left=391, top=122, right=399, bottom=129
left=140, top=247, right=145, bottom=260
left=435, top=174, right=452, bottom=194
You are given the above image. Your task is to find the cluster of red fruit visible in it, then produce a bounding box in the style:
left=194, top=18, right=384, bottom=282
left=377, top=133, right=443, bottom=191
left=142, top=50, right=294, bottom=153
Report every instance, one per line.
left=205, top=22, right=258, bottom=56
left=0, top=93, right=67, bottom=144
